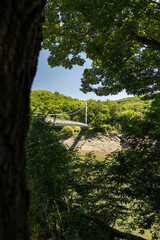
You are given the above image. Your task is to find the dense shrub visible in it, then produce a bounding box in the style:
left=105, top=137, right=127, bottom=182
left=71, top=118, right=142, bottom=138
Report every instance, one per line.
left=72, top=126, right=81, bottom=133
left=26, top=117, right=122, bottom=239
left=60, top=126, right=74, bottom=138
left=101, top=124, right=113, bottom=132
left=115, top=123, right=122, bottom=132
left=118, top=110, right=143, bottom=135
left=26, top=115, right=157, bottom=239
left=26, top=116, right=74, bottom=239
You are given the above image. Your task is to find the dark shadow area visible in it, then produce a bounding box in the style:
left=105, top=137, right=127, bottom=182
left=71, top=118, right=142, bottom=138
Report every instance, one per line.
left=70, top=129, right=86, bottom=150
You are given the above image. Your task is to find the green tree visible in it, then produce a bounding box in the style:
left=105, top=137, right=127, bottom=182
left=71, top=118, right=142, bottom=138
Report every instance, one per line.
left=43, top=0, right=160, bottom=96
left=31, top=90, right=150, bottom=132
left=108, top=102, right=121, bottom=127
left=91, top=112, right=108, bottom=130
left=118, top=110, right=143, bottom=135
left=26, top=116, right=74, bottom=239
left=31, top=90, right=85, bottom=121
left=42, top=1, right=160, bottom=234
left=26, top=116, right=148, bottom=240
left=86, top=99, right=111, bottom=130
left=106, top=95, right=160, bottom=236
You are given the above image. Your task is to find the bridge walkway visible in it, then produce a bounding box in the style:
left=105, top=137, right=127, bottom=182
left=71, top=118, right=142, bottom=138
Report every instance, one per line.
left=46, top=118, right=89, bottom=129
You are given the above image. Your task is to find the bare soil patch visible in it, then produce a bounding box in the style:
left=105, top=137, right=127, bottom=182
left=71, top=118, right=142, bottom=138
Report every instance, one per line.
left=61, top=131, right=122, bottom=153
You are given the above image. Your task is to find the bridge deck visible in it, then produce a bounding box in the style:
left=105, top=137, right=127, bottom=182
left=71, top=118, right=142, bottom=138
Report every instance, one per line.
left=46, top=118, right=89, bottom=129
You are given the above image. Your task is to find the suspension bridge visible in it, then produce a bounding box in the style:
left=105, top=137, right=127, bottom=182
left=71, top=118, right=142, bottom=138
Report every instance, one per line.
left=46, top=118, right=89, bottom=129
left=36, top=101, right=90, bottom=129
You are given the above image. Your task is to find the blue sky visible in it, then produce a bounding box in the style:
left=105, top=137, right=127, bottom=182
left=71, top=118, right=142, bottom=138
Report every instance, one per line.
left=32, top=49, right=132, bottom=101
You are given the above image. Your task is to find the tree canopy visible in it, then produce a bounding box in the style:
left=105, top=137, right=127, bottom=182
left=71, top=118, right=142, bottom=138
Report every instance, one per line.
left=43, top=0, right=160, bottom=96
left=27, top=1, right=160, bottom=238
left=30, top=90, right=150, bottom=132
left=106, top=95, right=160, bottom=233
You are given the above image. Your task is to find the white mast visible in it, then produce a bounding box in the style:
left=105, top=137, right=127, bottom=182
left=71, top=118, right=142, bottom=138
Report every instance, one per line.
left=85, top=100, right=87, bottom=124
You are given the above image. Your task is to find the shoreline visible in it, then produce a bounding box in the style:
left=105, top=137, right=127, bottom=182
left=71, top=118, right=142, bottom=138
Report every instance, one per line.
left=61, top=131, right=122, bottom=153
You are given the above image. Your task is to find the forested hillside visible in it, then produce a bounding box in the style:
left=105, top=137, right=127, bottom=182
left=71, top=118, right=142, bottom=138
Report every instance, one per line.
left=30, top=90, right=151, bottom=133
left=31, top=90, right=83, bottom=116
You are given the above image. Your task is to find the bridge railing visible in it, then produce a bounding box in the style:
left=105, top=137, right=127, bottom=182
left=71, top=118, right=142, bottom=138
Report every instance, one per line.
left=46, top=118, right=89, bottom=129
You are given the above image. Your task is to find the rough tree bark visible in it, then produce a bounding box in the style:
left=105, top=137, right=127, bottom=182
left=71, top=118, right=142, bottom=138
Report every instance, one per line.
left=0, top=1, right=45, bottom=239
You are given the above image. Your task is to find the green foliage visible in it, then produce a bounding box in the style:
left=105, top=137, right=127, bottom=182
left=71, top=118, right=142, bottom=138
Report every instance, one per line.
left=115, top=97, right=151, bottom=113
left=105, top=95, right=160, bottom=235
left=91, top=112, right=107, bottom=130
left=26, top=116, right=74, bottom=239
left=26, top=116, right=149, bottom=239
left=30, top=90, right=151, bottom=134
left=29, top=1, right=160, bottom=237
left=72, top=126, right=81, bottom=134
left=25, top=112, right=160, bottom=239
left=28, top=0, right=160, bottom=237
left=113, top=123, right=121, bottom=133
left=118, top=110, right=143, bottom=135
left=43, top=0, right=160, bottom=96
left=109, top=102, right=121, bottom=123
left=30, top=90, right=84, bottom=116
left=100, top=124, right=113, bottom=132
left=60, top=126, right=75, bottom=139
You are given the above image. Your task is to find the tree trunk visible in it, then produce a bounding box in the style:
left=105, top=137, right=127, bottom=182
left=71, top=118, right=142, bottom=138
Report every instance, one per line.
left=0, top=1, right=45, bottom=239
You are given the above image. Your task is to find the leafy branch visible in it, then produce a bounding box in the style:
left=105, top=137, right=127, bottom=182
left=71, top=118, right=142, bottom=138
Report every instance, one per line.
left=53, top=198, right=147, bottom=240
left=132, top=34, right=160, bottom=50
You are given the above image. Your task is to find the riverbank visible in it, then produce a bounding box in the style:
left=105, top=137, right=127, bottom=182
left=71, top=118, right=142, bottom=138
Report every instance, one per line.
left=61, top=131, right=123, bottom=153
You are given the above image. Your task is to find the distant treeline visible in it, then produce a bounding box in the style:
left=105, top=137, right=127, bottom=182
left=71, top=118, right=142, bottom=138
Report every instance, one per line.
left=30, top=90, right=151, bottom=132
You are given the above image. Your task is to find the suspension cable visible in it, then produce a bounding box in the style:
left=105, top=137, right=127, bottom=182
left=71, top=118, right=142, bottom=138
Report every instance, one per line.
left=47, top=101, right=86, bottom=116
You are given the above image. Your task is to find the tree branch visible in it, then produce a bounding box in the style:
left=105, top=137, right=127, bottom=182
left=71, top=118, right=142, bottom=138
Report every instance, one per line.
left=53, top=198, right=147, bottom=240
left=48, top=28, right=91, bottom=40
left=149, top=0, right=160, bottom=6
left=133, top=34, right=160, bottom=50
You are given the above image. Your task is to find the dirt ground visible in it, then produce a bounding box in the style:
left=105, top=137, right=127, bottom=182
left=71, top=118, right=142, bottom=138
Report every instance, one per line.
left=61, top=132, right=122, bottom=153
